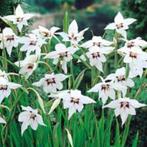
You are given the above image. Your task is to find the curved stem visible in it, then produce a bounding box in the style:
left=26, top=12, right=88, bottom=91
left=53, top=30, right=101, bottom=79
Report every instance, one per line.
left=27, top=87, right=46, bottom=113
left=38, top=61, right=53, bottom=72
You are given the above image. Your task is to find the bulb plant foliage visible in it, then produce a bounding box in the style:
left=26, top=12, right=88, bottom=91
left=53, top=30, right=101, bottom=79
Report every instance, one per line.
left=0, top=5, right=147, bottom=147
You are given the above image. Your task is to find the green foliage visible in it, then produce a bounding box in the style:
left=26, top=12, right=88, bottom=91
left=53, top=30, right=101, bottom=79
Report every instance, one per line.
left=121, top=0, right=147, bottom=40
left=0, top=0, right=22, bottom=30
left=0, top=3, right=146, bottom=147
left=0, top=0, right=22, bottom=16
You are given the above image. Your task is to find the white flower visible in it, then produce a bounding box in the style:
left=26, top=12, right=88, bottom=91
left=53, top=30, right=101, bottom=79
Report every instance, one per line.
left=129, top=63, right=147, bottom=78
left=118, top=37, right=147, bottom=54
left=19, top=33, right=44, bottom=57
left=81, top=36, right=114, bottom=53
left=79, top=36, right=114, bottom=72
left=86, top=47, right=107, bottom=72
left=3, top=5, right=35, bottom=32
left=33, top=73, right=69, bottom=94
left=0, top=27, right=19, bottom=56
left=15, top=55, right=38, bottom=79
left=44, top=43, right=76, bottom=73
left=88, top=76, right=116, bottom=104
left=105, top=12, right=136, bottom=38
left=18, top=106, right=45, bottom=135
left=0, top=116, right=6, bottom=124
left=51, top=90, right=95, bottom=119
left=118, top=38, right=147, bottom=78
left=33, top=25, right=60, bottom=41
left=108, top=67, right=134, bottom=96
left=0, top=69, right=8, bottom=79
left=103, top=98, right=146, bottom=125
left=123, top=48, right=147, bottom=78
left=0, top=77, right=21, bottom=103
left=59, top=20, right=88, bottom=46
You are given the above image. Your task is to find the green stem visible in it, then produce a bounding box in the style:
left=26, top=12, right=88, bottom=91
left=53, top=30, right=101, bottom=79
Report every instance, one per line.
left=63, top=11, right=69, bottom=33
left=114, top=32, right=119, bottom=69
left=1, top=91, right=21, bottom=145
left=69, top=60, right=74, bottom=88
left=2, top=48, right=8, bottom=72
left=91, top=67, right=99, bottom=86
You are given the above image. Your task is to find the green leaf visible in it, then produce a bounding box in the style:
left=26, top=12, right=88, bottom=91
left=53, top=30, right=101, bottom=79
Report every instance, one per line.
left=73, top=69, right=87, bottom=89
left=53, top=123, right=60, bottom=147
left=132, top=132, right=139, bottom=147
left=48, top=98, right=61, bottom=114
left=114, top=119, right=120, bottom=147
left=104, top=112, right=114, bottom=147
left=125, top=63, right=130, bottom=79
left=121, top=117, right=131, bottom=147
left=99, top=110, right=105, bottom=147
left=27, top=87, right=46, bottom=113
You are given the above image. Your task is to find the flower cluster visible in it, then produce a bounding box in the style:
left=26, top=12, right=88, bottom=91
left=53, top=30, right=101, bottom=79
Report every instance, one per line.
left=0, top=70, right=21, bottom=103
left=0, top=5, right=146, bottom=135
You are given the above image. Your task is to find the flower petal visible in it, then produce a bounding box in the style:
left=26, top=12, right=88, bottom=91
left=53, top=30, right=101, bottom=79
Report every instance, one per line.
left=120, top=109, right=128, bottom=125
left=105, top=23, right=116, bottom=30
left=30, top=120, right=38, bottom=130
left=103, top=100, right=119, bottom=109
left=15, top=5, right=24, bottom=17
left=68, top=20, right=78, bottom=35
left=18, top=111, right=30, bottom=122
left=8, top=82, right=22, bottom=89
left=124, top=18, right=136, bottom=25
left=81, top=96, right=96, bottom=104
left=68, top=107, right=76, bottom=120
left=114, top=12, right=124, bottom=24
left=36, top=115, right=46, bottom=126
left=21, top=121, right=29, bottom=135
left=130, top=99, right=146, bottom=108
left=88, top=83, right=101, bottom=93
left=0, top=117, right=6, bottom=124
left=55, top=74, right=69, bottom=82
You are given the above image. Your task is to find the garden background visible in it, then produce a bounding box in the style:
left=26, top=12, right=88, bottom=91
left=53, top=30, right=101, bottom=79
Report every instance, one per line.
left=0, top=0, right=147, bottom=147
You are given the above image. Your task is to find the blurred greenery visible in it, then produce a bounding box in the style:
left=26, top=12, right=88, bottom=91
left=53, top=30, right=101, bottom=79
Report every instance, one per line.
left=0, top=0, right=22, bottom=16
left=0, top=0, right=22, bottom=30
left=24, top=0, right=102, bottom=13
left=121, top=0, right=147, bottom=40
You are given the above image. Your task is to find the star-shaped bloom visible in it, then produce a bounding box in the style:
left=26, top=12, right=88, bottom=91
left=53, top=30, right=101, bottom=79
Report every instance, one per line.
left=105, top=12, right=136, bottom=38
left=0, top=27, right=19, bottom=56
left=59, top=20, right=88, bottom=46
left=0, top=116, right=6, bottom=124
left=85, top=47, right=107, bottom=72
left=18, top=106, right=45, bottom=135
left=118, top=37, right=147, bottom=54
left=33, top=25, right=60, bottom=42
left=0, top=77, right=21, bottom=103
left=129, top=63, right=147, bottom=78
left=19, top=33, right=44, bottom=57
left=3, top=5, right=35, bottom=32
left=33, top=73, right=69, bottom=94
left=103, top=98, right=146, bottom=125
left=0, top=69, right=8, bottom=80
left=81, top=36, right=114, bottom=53
left=44, top=43, right=76, bottom=73
left=108, top=67, right=134, bottom=96
left=51, top=90, right=95, bottom=119
left=88, top=76, right=116, bottom=104
left=15, top=55, right=38, bottom=79
left=123, top=48, right=147, bottom=78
